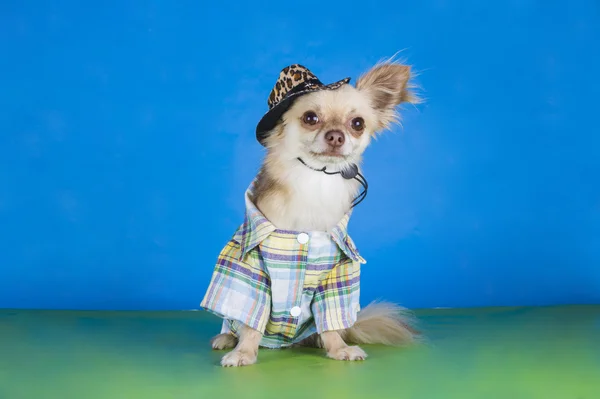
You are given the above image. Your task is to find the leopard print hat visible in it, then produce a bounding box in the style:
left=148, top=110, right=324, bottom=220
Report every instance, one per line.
left=255, top=64, right=351, bottom=146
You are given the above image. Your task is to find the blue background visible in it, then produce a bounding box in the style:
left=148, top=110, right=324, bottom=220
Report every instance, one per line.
left=1, top=1, right=599, bottom=310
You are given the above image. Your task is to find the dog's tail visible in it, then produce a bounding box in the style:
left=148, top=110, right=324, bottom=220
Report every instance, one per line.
left=298, top=301, right=419, bottom=348
left=342, top=301, right=419, bottom=346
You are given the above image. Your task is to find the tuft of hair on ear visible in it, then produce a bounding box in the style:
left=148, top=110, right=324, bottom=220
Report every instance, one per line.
left=356, top=55, right=421, bottom=131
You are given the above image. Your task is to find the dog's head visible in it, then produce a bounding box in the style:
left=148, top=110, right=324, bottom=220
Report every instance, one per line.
left=264, top=61, right=417, bottom=167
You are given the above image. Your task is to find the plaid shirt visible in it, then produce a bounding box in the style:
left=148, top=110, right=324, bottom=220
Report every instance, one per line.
left=200, top=181, right=366, bottom=349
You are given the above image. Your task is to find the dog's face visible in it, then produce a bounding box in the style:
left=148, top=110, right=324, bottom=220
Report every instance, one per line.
left=281, top=86, right=376, bottom=165
left=266, top=62, right=416, bottom=167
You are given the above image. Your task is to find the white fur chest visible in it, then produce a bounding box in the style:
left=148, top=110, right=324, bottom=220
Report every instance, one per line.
left=267, top=162, right=360, bottom=232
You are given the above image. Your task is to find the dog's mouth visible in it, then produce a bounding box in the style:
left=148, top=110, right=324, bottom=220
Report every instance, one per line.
left=309, top=150, right=346, bottom=159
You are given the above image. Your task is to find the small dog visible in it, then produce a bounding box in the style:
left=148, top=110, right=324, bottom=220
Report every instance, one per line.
left=201, top=58, right=419, bottom=367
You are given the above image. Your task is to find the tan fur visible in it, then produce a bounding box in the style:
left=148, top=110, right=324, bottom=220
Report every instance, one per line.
left=219, top=324, right=262, bottom=367
left=356, top=59, right=419, bottom=132
left=251, top=154, right=298, bottom=227
left=214, top=58, right=420, bottom=366
left=296, top=301, right=419, bottom=349
left=320, top=330, right=367, bottom=361
left=210, top=333, right=237, bottom=350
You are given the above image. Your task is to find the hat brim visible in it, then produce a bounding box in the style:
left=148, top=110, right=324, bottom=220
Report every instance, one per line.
left=256, top=78, right=350, bottom=146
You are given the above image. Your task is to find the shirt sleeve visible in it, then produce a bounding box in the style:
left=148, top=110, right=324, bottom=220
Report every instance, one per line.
left=311, top=257, right=361, bottom=333
left=200, top=239, right=271, bottom=333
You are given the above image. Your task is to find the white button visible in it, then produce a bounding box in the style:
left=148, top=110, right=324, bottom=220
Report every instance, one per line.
left=290, top=306, right=302, bottom=317
left=297, top=233, right=309, bottom=244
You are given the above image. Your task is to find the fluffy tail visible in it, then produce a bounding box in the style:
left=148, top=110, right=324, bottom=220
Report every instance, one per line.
left=342, top=301, right=419, bottom=346
left=298, top=301, right=420, bottom=348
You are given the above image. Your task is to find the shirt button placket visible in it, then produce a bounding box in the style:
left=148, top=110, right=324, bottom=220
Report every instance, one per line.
left=290, top=232, right=309, bottom=319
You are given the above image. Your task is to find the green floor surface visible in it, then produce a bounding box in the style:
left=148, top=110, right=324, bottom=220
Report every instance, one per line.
left=0, top=306, right=599, bottom=399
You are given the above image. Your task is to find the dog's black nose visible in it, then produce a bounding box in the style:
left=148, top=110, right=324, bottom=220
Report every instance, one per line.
left=324, top=130, right=345, bottom=147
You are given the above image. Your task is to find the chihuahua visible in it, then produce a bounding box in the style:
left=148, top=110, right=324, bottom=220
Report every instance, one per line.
left=201, top=58, right=419, bottom=367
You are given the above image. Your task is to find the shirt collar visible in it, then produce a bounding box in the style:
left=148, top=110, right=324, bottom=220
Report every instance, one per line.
left=235, top=180, right=366, bottom=264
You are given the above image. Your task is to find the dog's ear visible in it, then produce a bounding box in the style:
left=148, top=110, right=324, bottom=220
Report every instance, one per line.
left=356, top=61, right=416, bottom=131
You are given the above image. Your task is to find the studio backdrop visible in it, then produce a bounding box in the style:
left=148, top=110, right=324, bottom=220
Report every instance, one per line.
left=1, top=1, right=599, bottom=310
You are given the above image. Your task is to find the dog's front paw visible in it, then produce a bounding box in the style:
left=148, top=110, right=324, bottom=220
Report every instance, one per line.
left=327, top=345, right=368, bottom=361
left=211, top=333, right=238, bottom=350
left=220, top=349, right=257, bottom=367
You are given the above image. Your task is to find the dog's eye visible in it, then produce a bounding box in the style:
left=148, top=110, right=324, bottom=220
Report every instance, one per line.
left=302, top=111, right=320, bottom=125
left=351, top=117, right=365, bottom=132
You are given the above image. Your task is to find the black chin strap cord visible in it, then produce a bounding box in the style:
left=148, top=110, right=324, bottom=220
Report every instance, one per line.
left=297, top=157, right=369, bottom=208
